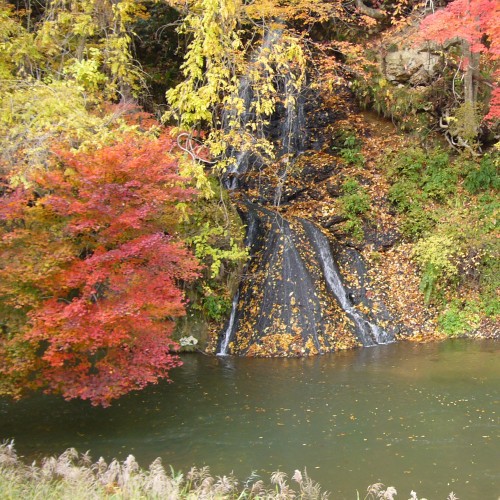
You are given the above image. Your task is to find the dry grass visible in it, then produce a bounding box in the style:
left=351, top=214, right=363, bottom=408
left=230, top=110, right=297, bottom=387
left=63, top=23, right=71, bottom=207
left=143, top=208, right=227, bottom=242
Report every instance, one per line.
left=0, top=441, right=327, bottom=499
left=0, top=441, right=458, bottom=499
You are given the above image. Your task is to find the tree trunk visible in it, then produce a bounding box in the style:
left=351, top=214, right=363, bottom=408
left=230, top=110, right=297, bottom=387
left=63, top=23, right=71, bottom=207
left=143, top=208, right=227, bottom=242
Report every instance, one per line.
left=462, top=39, right=480, bottom=139
left=355, top=0, right=387, bottom=20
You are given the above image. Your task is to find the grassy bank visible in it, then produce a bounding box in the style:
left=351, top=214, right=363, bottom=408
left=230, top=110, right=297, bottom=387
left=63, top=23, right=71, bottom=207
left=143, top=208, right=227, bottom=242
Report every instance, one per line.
left=0, top=442, right=459, bottom=499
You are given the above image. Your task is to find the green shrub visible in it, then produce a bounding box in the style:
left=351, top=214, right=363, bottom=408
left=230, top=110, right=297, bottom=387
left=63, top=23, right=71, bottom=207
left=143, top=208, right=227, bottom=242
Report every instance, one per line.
left=388, top=181, right=418, bottom=212
left=438, top=300, right=481, bottom=336
left=338, top=179, right=370, bottom=239
left=385, top=147, right=461, bottom=242
left=203, top=294, right=232, bottom=321
left=413, top=235, right=460, bottom=303
left=388, top=146, right=425, bottom=182
left=341, top=179, right=370, bottom=216
left=387, top=147, right=455, bottom=207
left=421, top=151, right=456, bottom=202
left=463, top=154, right=500, bottom=194
left=335, top=134, right=365, bottom=167
left=382, top=137, right=497, bottom=325
left=478, top=244, right=500, bottom=306
left=342, top=178, right=361, bottom=194
left=418, top=263, right=442, bottom=304
left=400, top=204, right=437, bottom=239
left=343, top=218, right=364, bottom=240
left=482, top=296, right=500, bottom=317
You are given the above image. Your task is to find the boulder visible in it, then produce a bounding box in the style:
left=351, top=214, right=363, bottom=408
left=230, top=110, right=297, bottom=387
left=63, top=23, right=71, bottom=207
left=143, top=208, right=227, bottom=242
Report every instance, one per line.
left=384, top=49, right=441, bottom=85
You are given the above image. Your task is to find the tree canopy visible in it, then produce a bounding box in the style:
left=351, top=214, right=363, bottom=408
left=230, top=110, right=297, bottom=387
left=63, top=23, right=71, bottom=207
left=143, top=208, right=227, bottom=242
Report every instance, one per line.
left=417, top=0, right=499, bottom=124
left=0, top=133, right=200, bottom=406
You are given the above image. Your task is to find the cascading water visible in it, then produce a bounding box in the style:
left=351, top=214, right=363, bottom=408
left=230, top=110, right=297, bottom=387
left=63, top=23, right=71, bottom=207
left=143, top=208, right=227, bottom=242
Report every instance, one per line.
left=216, top=202, right=394, bottom=355
left=223, top=71, right=254, bottom=190
left=280, top=73, right=305, bottom=156
left=217, top=204, right=337, bottom=356
left=216, top=29, right=393, bottom=356
left=301, top=220, right=393, bottom=346
left=217, top=204, right=261, bottom=356
left=218, top=291, right=239, bottom=356
left=223, top=28, right=305, bottom=192
left=273, top=73, right=306, bottom=207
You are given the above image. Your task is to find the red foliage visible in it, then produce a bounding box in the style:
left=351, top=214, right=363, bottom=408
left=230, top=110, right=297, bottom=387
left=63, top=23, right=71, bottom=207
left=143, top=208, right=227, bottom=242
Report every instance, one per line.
left=485, top=83, right=500, bottom=121
left=417, top=0, right=499, bottom=57
left=416, top=0, right=499, bottom=121
left=0, top=133, right=200, bottom=406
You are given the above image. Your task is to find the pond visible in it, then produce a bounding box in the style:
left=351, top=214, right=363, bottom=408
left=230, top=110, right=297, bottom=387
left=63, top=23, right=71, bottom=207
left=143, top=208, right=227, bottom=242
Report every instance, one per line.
left=1, top=339, right=498, bottom=498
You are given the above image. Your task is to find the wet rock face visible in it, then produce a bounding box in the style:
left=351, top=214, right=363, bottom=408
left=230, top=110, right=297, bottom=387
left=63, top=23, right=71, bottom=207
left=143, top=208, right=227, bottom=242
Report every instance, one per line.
left=333, top=246, right=400, bottom=341
left=218, top=204, right=394, bottom=357
left=217, top=29, right=398, bottom=357
left=384, top=49, right=442, bottom=85
left=240, top=152, right=337, bottom=207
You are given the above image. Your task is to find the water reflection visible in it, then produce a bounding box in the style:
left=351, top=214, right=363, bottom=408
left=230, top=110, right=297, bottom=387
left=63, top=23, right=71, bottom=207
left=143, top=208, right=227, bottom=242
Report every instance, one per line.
left=0, top=340, right=498, bottom=498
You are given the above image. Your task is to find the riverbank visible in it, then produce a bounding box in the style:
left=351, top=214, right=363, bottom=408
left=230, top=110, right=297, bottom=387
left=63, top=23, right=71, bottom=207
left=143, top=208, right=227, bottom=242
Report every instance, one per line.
left=0, top=442, right=458, bottom=499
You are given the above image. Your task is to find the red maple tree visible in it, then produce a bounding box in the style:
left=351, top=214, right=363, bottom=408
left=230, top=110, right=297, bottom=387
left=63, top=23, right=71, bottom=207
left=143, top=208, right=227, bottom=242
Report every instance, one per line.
left=417, top=0, right=499, bottom=122
left=0, top=133, right=200, bottom=406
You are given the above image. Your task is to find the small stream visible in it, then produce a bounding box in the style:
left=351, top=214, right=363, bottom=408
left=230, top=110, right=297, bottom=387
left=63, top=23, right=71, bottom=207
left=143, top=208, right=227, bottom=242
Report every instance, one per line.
left=1, top=340, right=498, bottom=498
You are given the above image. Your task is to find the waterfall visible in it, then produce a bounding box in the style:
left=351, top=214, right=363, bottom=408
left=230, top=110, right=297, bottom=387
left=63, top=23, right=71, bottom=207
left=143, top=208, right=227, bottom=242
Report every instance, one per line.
left=273, top=73, right=305, bottom=207
left=215, top=26, right=394, bottom=356
left=301, top=220, right=393, bottom=346
left=217, top=204, right=261, bottom=355
left=217, top=291, right=239, bottom=356
left=280, top=73, right=305, bottom=156
left=216, top=203, right=393, bottom=356
left=223, top=73, right=253, bottom=190
left=223, top=28, right=304, bottom=191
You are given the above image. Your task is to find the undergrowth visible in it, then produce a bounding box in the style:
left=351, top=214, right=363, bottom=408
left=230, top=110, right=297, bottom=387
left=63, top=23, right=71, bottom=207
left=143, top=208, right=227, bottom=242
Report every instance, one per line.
left=351, top=69, right=434, bottom=133
left=339, top=178, right=371, bottom=240
left=381, top=144, right=499, bottom=336
left=338, top=135, right=366, bottom=168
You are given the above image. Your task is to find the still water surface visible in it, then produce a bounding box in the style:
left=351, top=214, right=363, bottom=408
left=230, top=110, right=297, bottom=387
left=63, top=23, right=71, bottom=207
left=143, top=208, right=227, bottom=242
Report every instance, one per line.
left=1, top=340, right=499, bottom=498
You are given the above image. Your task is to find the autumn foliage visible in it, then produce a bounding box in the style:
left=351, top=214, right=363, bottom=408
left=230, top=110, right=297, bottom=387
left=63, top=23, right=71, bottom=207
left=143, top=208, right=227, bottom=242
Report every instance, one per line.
left=0, top=134, right=200, bottom=406
left=417, top=0, right=499, bottom=56
left=417, top=0, right=500, bottom=121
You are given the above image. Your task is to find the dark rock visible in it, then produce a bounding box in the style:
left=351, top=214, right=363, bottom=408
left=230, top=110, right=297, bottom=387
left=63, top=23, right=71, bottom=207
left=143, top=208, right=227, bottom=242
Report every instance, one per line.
left=217, top=203, right=395, bottom=356
left=363, top=222, right=401, bottom=250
